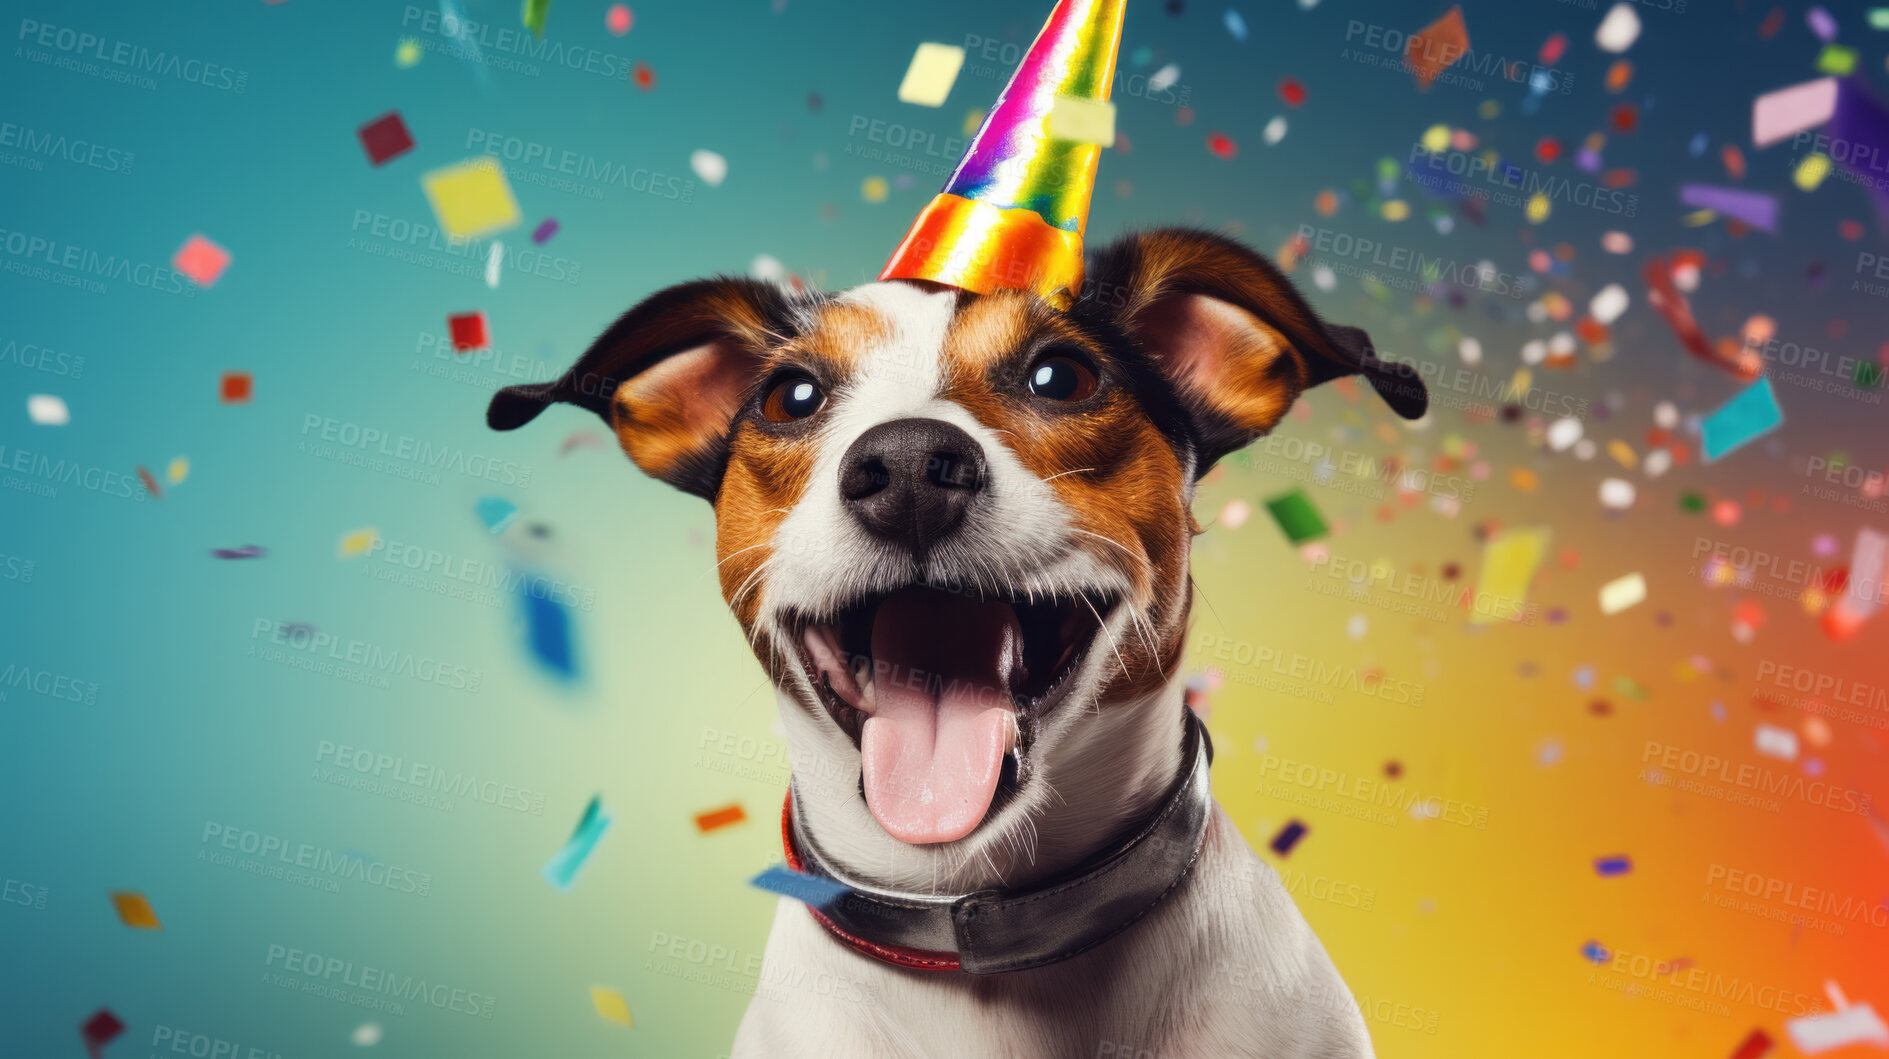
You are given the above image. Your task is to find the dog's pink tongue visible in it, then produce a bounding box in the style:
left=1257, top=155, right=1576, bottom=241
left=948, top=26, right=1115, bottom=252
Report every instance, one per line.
left=862, top=588, right=1020, bottom=845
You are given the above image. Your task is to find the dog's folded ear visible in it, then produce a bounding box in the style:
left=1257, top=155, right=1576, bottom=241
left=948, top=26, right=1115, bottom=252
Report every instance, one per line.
left=1079, top=228, right=1426, bottom=477
left=487, top=277, right=801, bottom=500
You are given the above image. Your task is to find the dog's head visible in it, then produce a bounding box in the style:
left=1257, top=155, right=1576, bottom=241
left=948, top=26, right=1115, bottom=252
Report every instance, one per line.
left=490, top=228, right=1424, bottom=886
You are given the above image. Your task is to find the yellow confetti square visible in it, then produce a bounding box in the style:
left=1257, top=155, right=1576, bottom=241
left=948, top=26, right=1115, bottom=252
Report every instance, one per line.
left=1048, top=95, right=1116, bottom=147
left=897, top=43, right=965, bottom=107
left=1472, top=527, right=1549, bottom=625
left=395, top=38, right=422, bottom=68
left=422, top=158, right=521, bottom=241
left=111, top=891, right=162, bottom=930
left=1606, top=439, right=1637, bottom=468
left=590, top=985, right=633, bottom=1026
left=166, top=457, right=190, bottom=485
left=961, top=108, right=985, bottom=138
left=1795, top=153, right=1831, bottom=192
left=338, top=527, right=381, bottom=559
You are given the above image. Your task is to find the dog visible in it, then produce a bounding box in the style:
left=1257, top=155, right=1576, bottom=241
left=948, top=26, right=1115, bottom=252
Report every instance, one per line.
left=487, top=225, right=1428, bottom=1057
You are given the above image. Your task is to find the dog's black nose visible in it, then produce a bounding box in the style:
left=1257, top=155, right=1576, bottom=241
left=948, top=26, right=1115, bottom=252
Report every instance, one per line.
left=840, top=418, right=986, bottom=557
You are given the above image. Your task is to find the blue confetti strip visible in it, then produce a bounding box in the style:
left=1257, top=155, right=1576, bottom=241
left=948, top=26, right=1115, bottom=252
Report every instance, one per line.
left=750, top=865, right=851, bottom=910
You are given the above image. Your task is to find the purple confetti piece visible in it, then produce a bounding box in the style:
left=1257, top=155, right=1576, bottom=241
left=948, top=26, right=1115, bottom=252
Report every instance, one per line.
left=211, top=545, right=266, bottom=559
left=1594, top=855, right=1632, bottom=877
left=1270, top=819, right=1307, bottom=856
left=1581, top=940, right=1609, bottom=963
left=1678, top=184, right=1779, bottom=232
left=532, top=218, right=559, bottom=244
left=1807, top=6, right=1837, bottom=43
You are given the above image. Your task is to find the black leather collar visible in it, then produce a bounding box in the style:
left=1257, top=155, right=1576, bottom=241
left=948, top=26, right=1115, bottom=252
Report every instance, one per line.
left=787, top=710, right=1214, bottom=975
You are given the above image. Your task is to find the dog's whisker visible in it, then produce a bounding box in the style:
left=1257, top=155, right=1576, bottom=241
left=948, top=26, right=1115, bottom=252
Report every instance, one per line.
left=1082, top=593, right=1131, bottom=681
left=1038, top=466, right=1098, bottom=483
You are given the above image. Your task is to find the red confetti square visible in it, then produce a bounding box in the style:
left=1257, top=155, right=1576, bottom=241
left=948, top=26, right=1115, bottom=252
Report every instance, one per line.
left=356, top=111, right=415, bottom=166
left=220, top=371, right=253, bottom=404
left=1206, top=132, right=1238, bottom=159
left=449, top=312, right=489, bottom=352
left=1276, top=77, right=1305, bottom=107
left=1730, top=1027, right=1773, bottom=1059
left=81, top=1009, right=125, bottom=1056
left=173, top=235, right=231, bottom=288
left=632, top=61, right=656, bottom=91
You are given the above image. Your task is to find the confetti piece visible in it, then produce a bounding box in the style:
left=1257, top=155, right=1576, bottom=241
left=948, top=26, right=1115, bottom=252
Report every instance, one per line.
left=1678, top=185, right=1778, bottom=233
left=1581, top=940, right=1609, bottom=963
left=1589, top=284, right=1629, bottom=325
left=560, top=431, right=604, bottom=456
left=1406, top=6, right=1469, bottom=91
left=522, top=0, right=549, bottom=38
left=220, top=371, right=253, bottom=404
left=1598, top=573, right=1646, bottom=615
left=1796, top=153, right=1832, bottom=191
left=1219, top=499, right=1251, bottom=529
left=690, top=149, right=727, bottom=187
left=1278, top=77, right=1306, bottom=107
left=897, top=42, right=965, bottom=107
left=1599, top=478, right=1635, bottom=509
left=1787, top=1004, right=1889, bottom=1053
left=532, top=218, right=558, bottom=244
left=1593, top=856, right=1631, bottom=877
left=1752, top=78, right=1838, bottom=148
left=421, top=158, right=521, bottom=241
left=173, top=235, right=231, bottom=288
left=355, top=111, right=414, bottom=167
left=605, top=4, right=631, bottom=35
left=476, top=496, right=519, bottom=534
left=1700, top=378, right=1783, bottom=463
left=338, top=527, right=380, bottom=558
left=1223, top=8, right=1248, bottom=42
left=862, top=175, right=889, bottom=203
left=1262, top=116, right=1287, bottom=146
left=136, top=466, right=161, bottom=500
left=750, top=864, right=851, bottom=908
left=1644, top=257, right=1758, bottom=378
left=1149, top=63, right=1180, bottom=94
left=394, top=38, right=422, bottom=67
left=542, top=796, right=610, bottom=891
left=1472, top=528, right=1549, bottom=625
left=1595, top=3, right=1641, bottom=52
left=1755, top=723, right=1799, bottom=761
left=211, top=546, right=266, bottom=560
left=110, top=891, right=161, bottom=929
left=1826, top=529, right=1888, bottom=636
left=1808, top=5, right=1839, bottom=41
left=632, top=61, right=655, bottom=90
left=1730, top=1027, right=1773, bottom=1059
left=1817, top=44, right=1858, bottom=76
left=1207, top=132, right=1238, bottom=159
left=590, top=985, right=633, bottom=1026
left=166, top=457, right=188, bottom=485
left=1269, top=819, right=1307, bottom=855
left=1872, top=8, right=1889, bottom=29
left=695, top=803, right=747, bottom=832
left=81, top=1009, right=125, bottom=1059
left=352, top=1022, right=382, bottom=1046
left=449, top=312, right=489, bottom=352
left=484, top=241, right=503, bottom=288
left=27, top=394, right=68, bottom=425
left=1264, top=489, right=1328, bottom=544
left=522, top=582, right=576, bottom=679
left=1049, top=95, right=1116, bottom=147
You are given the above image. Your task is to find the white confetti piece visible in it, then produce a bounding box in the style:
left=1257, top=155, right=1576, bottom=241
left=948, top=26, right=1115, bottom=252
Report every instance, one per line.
left=27, top=394, right=68, bottom=425
left=690, top=149, right=728, bottom=187
left=1598, top=572, right=1646, bottom=615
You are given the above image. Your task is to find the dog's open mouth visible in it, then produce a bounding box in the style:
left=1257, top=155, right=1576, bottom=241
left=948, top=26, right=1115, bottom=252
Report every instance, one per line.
left=789, top=583, right=1115, bottom=846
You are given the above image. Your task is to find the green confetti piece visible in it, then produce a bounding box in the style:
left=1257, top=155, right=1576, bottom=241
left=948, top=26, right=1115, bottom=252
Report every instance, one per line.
left=1871, top=8, right=1889, bottom=29
left=1679, top=492, right=1706, bottom=513
left=523, top=0, right=550, bottom=38
left=1612, top=675, right=1650, bottom=702
left=1856, top=360, right=1884, bottom=389
left=1264, top=489, right=1329, bottom=544
left=1816, top=44, right=1858, bottom=76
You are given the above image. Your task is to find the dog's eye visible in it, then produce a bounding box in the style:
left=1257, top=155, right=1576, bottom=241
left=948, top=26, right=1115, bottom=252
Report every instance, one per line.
left=1027, top=354, right=1098, bottom=402
left=761, top=375, right=825, bottom=422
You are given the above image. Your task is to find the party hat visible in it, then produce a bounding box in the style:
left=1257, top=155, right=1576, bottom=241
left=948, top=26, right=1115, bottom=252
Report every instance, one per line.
left=880, top=0, right=1126, bottom=308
